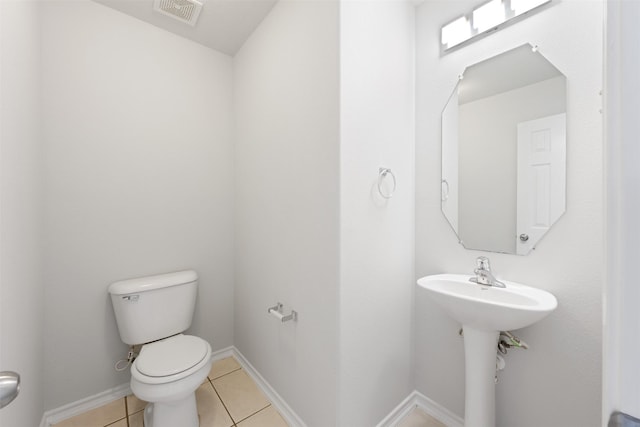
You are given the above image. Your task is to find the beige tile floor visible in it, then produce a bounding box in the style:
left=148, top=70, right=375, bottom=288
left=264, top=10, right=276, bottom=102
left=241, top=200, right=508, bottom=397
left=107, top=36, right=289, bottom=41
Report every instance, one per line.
left=396, top=408, right=446, bottom=427
left=52, top=357, right=289, bottom=427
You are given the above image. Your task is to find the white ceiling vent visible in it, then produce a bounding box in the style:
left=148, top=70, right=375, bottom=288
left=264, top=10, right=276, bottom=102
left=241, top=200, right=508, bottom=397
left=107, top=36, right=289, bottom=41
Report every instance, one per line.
left=153, top=0, right=204, bottom=27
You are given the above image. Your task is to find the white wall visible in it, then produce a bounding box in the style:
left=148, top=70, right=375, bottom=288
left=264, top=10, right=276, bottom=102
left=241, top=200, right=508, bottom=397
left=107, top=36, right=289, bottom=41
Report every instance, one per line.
left=338, top=1, right=415, bottom=425
left=415, top=1, right=603, bottom=426
left=233, top=1, right=341, bottom=425
left=41, top=0, right=234, bottom=410
left=458, top=76, right=566, bottom=253
left=605, top=0, right=640, bottom=422
left=0, top=1, right=45, bottom=425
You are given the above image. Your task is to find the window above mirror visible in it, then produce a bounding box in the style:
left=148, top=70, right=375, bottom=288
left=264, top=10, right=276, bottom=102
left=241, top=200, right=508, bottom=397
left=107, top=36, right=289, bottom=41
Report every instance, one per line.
left=441, top=0, right=552, bottom=53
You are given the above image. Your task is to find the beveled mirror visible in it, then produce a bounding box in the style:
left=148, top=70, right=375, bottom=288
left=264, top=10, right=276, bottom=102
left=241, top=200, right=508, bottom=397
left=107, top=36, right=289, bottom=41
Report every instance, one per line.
left=441, top=44, right=566, bottom=255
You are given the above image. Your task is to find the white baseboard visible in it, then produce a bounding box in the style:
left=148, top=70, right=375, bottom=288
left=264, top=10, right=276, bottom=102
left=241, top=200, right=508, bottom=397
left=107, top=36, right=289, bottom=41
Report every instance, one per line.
left=209, top=345, right=237, bottom=363
left=39, top=347, right=455, bottom=427
left=39, top=346, right=305, bottom=427
left=376, top=390, right=464, bottom=427
left=231, top=347, right=307, bottom=427
left=39, top=346, right=238, bottom=427
left=414, top=391, right=464, bottom=427
left=40, top=382, right=131, bottom=427
left=376, top=391, right=421, bottom=427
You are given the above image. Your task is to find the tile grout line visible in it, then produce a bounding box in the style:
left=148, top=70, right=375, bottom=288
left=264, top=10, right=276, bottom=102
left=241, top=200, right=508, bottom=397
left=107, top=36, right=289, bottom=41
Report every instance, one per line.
left=208, top=376, right=237, bottom=427
left=210, top=366, right=242, bottom=381
left=72, top=360, right=272, bottom=427
left=102, top=415, right=128, bottom=427
left=124, top=397, right=130, bottom=427
left=210, top=361, right=280, bottom=426
left=101, top=398, right=127, bottom=427
left=233, top=403, right=273, bottom=426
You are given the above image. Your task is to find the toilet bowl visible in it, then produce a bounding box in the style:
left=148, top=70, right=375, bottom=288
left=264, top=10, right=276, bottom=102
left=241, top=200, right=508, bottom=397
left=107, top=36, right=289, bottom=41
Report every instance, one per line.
left=108, top=270, right=211, bottom=427
left=130, top=334, right=213, bottom=427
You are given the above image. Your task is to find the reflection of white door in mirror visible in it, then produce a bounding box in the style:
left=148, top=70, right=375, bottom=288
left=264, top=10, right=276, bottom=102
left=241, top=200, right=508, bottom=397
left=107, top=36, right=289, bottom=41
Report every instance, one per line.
left=516, top=113, right=566, bottom=255
left=442, top=88, right=459, bottom=234
left=440, top=44, right=566, bottom=255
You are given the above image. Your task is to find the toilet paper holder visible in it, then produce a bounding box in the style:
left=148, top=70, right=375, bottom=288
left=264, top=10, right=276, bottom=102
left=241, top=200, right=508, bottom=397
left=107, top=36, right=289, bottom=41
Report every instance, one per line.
left=268, top=302, right=298, bottom=323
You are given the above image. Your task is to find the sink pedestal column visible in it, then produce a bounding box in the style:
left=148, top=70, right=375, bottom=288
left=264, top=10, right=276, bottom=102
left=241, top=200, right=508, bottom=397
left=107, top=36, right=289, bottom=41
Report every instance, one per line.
left=462, top=326, right=500, bottom=427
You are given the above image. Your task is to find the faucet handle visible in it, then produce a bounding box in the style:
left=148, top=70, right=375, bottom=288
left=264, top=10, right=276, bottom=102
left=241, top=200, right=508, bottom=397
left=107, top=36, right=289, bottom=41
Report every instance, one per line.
left=476, top=256, right=490, bottom=271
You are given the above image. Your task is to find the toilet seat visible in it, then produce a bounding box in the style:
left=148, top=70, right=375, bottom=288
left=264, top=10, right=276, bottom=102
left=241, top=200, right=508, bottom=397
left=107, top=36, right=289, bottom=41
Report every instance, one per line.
left=132, top=334, right=211, bottom=385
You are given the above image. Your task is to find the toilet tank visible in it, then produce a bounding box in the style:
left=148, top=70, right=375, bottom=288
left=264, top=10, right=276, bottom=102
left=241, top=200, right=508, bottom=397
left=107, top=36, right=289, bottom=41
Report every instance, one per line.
left=108, top=270, right=198, bottom=345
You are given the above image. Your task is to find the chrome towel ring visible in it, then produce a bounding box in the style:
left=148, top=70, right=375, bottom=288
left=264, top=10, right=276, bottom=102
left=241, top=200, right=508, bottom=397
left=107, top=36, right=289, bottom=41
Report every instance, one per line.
left=378, top=167, right=396, bottom=199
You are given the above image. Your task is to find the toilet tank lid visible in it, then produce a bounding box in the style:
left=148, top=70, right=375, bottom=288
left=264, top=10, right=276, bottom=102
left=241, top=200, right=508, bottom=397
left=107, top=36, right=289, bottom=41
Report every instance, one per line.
left=108, top=270, right=198, bottom=295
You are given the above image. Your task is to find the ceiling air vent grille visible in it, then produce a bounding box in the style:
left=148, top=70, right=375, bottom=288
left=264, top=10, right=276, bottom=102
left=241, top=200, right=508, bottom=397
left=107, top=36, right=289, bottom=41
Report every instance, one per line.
left=153, top=0, right=203, bottom=26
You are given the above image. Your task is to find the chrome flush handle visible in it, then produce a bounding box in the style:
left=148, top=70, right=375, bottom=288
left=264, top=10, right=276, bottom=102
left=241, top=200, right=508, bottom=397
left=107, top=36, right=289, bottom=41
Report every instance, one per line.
left=0, top=371, right=20, bottom=409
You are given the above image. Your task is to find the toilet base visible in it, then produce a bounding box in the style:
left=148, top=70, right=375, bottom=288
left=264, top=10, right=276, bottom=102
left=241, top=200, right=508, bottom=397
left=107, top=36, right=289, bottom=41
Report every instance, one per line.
left=143, top=394, right=199, bottom=427
left=129, top=338, right=212, bottom=427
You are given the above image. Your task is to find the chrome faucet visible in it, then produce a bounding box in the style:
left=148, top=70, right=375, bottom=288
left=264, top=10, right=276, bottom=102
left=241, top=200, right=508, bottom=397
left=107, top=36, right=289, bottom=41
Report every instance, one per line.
left=470, top=256, right=506, bottom=288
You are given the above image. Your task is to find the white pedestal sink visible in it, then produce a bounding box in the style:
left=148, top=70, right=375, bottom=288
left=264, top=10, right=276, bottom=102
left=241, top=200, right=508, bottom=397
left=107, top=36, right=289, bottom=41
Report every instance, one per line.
left=417, top=274, right=557, bottom=427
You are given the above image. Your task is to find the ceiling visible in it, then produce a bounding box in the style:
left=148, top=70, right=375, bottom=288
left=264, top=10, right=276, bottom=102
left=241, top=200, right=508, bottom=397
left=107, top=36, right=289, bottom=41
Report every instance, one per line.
left=92, top=0, right=278, bottom=56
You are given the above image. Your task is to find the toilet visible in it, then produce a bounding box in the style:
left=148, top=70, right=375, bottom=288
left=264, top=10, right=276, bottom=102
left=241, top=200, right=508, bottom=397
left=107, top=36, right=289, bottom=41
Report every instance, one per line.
left=108, top=270, right=212, bottom=427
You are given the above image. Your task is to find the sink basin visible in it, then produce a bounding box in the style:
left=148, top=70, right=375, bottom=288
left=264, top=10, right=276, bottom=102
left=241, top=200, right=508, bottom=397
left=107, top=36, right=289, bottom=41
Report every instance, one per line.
left=417, top=273, right=557, bottom=427
left=417, top=274, right=557, bottom=331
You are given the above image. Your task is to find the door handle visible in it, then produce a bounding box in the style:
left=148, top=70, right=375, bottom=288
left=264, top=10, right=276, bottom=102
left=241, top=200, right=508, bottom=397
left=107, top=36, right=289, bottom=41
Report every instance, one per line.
left=0, top=371, right=20, bottom=409
left=519, top=234, right=529, bottom=242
